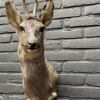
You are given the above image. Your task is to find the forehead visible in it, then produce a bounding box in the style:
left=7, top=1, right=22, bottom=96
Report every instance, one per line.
left=20, top=17, right=44, bottom=28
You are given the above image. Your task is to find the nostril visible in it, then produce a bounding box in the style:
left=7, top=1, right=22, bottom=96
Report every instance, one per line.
left=32, top=43, right=37, bottom=47
left=27, top=42, right=38, bottom=50
left=28, top=42, right=37, bottom=46
left=28, top=42, right=34, bottom=46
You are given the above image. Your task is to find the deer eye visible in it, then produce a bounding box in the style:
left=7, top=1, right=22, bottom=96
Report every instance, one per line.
left=39, top=27, right=45, bottom=32
left=19, top=26, right=25, bottom=32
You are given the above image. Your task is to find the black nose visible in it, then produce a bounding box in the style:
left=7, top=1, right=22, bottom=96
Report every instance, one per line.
left=27, top=42, right=38, bottom=50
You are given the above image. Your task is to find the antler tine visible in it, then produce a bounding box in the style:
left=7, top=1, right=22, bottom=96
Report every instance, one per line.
left=33, top=0, right=39, bottom=17
left=21, top=0, right=29, bottom=17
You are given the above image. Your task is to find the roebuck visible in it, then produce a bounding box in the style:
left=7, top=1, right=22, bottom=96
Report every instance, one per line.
left=5, top=0, right=58, bottom=100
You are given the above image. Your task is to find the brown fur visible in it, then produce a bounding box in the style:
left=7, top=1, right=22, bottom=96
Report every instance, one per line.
left=5, top=0, right=58, bottom=100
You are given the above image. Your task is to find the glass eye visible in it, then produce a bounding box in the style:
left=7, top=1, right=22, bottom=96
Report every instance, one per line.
left=19, top=26, right=25, bottom=32
left=39, top=27, right=45, bottom=32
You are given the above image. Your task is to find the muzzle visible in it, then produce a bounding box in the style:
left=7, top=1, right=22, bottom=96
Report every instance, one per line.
left=27, top=42, right=39, bottom=50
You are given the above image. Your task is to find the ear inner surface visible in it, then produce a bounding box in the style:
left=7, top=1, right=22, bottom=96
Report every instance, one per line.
left=39, top=0, right=54, bottom=27
left=5, top=1, right=22, bottom=29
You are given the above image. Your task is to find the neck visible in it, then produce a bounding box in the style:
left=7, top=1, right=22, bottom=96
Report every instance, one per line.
left=18, top=44, right=46, bottom=65
left=18, top=46, right=49, bottom=79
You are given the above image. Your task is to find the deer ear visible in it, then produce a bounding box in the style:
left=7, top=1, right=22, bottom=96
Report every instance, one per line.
left=39, top=0, right=54, bottom=27
left=5, top=0, right=22, bottom=29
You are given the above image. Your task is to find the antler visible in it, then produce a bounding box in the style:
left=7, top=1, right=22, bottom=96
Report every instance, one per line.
left=21, top=0, right=29, bottom=17
left=33, top=0, right=39, bottom=17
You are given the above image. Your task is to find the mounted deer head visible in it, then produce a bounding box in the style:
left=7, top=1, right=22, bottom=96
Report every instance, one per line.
left=5, top=0, right=54, bottom=52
